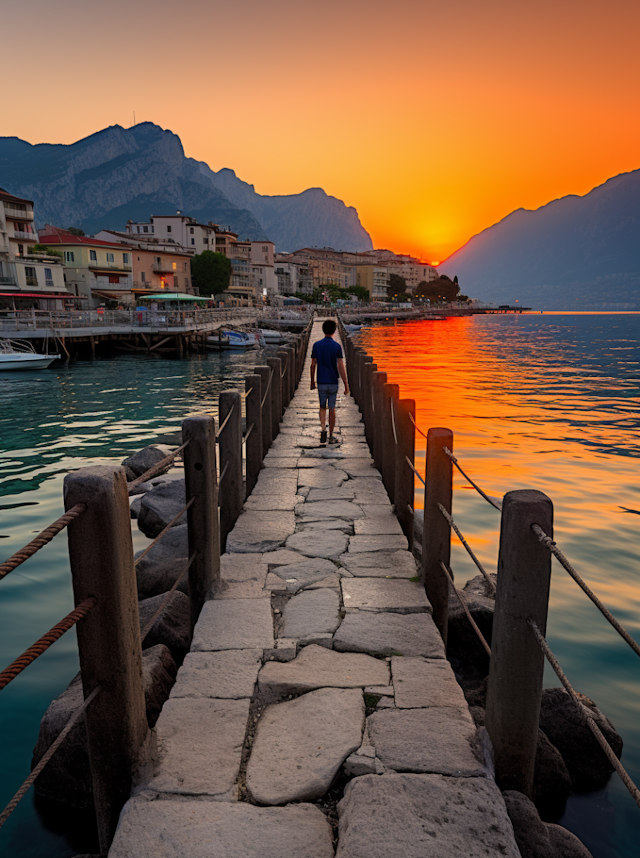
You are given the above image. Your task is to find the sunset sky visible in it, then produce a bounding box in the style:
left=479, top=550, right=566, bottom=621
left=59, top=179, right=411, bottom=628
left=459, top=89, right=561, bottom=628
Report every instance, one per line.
left=3, top=0, right=639, bottom=261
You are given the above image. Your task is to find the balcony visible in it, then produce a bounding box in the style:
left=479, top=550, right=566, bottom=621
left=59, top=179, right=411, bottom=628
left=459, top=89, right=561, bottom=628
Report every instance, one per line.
left=25, top=277, right=38, bottom=287
left=4, top=206, right=34, bottom=221
left=88, top=261, right=133, bottom=273
left=13, top=230, right=37, bottom=241
left=0, top=275, right=17, bottom=287
left=152, top=262, right=177, bottom=273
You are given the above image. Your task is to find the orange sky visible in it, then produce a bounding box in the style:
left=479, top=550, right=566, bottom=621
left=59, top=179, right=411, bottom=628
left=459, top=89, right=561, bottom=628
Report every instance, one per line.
left=3, top=0, right=639, bottom=260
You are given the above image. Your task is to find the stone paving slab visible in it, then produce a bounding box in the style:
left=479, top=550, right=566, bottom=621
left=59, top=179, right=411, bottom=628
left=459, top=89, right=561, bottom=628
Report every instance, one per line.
left=271, top=558, right=340, bottom=593
left=334, top=612, right=445, bottom=658
left=192, top=599, right=274, bottom=651
left=295, top=500, right=365, bottom=521
left=296, top=519, right=354, bottom=534
left=244, top=494, right=305, bottom=511
left=305, top=486, right=356, bottom=501
left=281, top=588, right=341, bottom=642
left=110, top=797, right=335, bottom=858
left=392, top=656, right=467, bottom=708
left=342, top=578, right=430, bottom=614
left=286, top=529, right=349, bottom=558
left=336, top=774, right=520, bottom=858
left=338, top=550, right=417, bottom=578
left=297, top=468, right=348, bottom=488
left=226, top=510, right=295, bottom=553
left=144, top=697, right=250, bottom=798
left=262, top=458, right=299, bottom=468
left=258, top=644, right=390, bottom=701
left=170, top=650, right=262, bottom=699
left=347, top=534, right=409, bottom=552
left=247, top=688, right=364, bottom=805
left=367, top=707, right=484, bottom=776
left=263, top=549, right=309, bottom=567
left=353, top=515, right=404, bottom=535
left=250, top=472, right=299, bottom=495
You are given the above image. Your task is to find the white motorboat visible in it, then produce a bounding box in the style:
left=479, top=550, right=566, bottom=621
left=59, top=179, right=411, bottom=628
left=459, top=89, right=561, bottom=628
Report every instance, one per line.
left=0, top=339, right=59, bottom=371
left=259, top=328, right=286, bottom=344
left=222, top=330, right=263, bottom=349
left=344, top=323, right=366, bottom=333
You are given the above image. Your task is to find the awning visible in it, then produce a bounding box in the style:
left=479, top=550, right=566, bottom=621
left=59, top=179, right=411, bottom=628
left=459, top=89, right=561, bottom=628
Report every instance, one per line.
left=138, top=293, right=208, bottom=302
left=0, top=291, right=79, bottom=298
left=91, top=290, right=130, bottom=300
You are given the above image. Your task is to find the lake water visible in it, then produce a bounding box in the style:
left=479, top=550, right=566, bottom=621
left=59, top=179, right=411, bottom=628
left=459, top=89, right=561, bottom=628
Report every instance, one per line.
left=1, top=313, right=639, bottom=856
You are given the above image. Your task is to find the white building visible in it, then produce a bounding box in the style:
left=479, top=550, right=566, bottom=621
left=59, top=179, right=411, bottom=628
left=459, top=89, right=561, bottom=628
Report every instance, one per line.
left=126, top=214, right=218, bottom=254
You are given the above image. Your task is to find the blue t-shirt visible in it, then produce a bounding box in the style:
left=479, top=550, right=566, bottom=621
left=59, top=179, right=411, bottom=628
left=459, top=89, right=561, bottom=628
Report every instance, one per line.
left=312, top=337, right=343, bottom=385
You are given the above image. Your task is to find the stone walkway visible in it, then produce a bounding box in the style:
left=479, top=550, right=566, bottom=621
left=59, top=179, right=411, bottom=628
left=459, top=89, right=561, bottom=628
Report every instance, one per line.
left=109, top=320, right=520, bottom=857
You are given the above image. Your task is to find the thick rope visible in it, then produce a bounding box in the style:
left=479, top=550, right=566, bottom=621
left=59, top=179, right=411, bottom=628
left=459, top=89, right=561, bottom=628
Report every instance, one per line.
left=260, top=369, right=273, bottom=408
left=443, top=446, right=503, bottom=511
left=244, top=422, right=255, bottom=443
left=438, top=504, right=496, bottom=594
left=128, top=440, right=189, bottom=493
left=405, top=456, right=426, bottom=487
left=219, top=461, right=229, bottom=485
left=528, top=620, right=640, bottom=809
left=0, top=503, right=86, bottom=581
left=390, top=398, right=398, bottom=448
left=134, top=498, right=194, bottom=567
left=0, top=685, right=101, bottom=830
left=0, top=598, right=97, bottom=690
left=216, top=405, right=235, bottom=439
left=408, top=412, right=428, bottom=440
left=441, top=561, right=492, bottom=656
left=141, top=554, right=195, bottom=643
left=532, top=524, right=640, bottom=659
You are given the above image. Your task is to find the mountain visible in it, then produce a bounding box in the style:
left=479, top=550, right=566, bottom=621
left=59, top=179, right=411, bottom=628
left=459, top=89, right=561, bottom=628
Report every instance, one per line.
left=439, top=171, right=640, bottom=310
left=0, top=123, right=373, bottom=251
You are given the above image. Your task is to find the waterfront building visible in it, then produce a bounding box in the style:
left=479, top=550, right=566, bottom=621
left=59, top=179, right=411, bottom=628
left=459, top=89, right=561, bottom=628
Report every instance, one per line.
left=126, top=214, right=218, bottom=254
left=0, top=189, right=70, bottom=310
left=356, top=264, right=391, bottom=301
left=94, top=230, right=193, bottom=297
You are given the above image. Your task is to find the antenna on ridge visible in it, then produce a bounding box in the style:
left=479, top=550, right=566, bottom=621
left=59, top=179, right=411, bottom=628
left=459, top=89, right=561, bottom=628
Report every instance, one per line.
left=133, top=111, right=136, bottom=126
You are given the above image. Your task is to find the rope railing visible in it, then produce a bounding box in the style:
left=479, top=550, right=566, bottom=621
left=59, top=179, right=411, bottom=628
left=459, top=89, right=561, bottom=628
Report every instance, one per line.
left=219, top=461, right=229, bottom=485
left=0, top=503, right=87, bottom=582
left=390, top=398, right=398, bottom=447
left=528, top=619, right=640, bottom=809
left=405, top=455, right=426, bottom=487
left=532, top=524, right=640, bottom=660
left=140, top=554, right=195, bottom=643
left=0, top=597, right=97, bottom=691
left=128, top=440, right=189, bottom=494
left=244, top=422, right=255, bottom=443
left=408, top=412, right=428, bottom=440
left=216, top=405, right=235, bottom=439
left=443, top=446, right=503, bottom=511
left=260, top=369, right=273, bottom=408
left=441, top=560, right=492, bottom=657
left=0, top=685, right=101, bottom=831
left=134, top=498, right=195, bottom=567
left=242, top=387, right=253, bottom=399
left=438, top=503, right=496, bottom=594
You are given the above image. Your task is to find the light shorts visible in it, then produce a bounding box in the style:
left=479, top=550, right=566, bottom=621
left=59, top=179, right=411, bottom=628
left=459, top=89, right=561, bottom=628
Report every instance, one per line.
left=317, top=383, right=339, bottom=409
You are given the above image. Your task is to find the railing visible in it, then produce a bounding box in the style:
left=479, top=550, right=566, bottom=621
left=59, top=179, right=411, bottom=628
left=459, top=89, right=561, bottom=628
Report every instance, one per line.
left=4, top=206, right=34, bottom=220
left=338, top=314, right=640, bottom=813
left=0, top=320, right=313, bottom=852
left=151, top=262, right=176, bottom=273
left=13, top=230, right=37, bottom=240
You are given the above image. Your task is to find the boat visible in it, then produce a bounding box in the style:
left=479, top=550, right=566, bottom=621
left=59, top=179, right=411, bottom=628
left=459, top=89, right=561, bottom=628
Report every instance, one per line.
left=344, top=323, right=366, bottom=333
left=259, top=329, right=286, bottom=344
left=0, top=339, right=59, bottom=371
left=206, top=332, right=230, bottom=350
left=222, top=330, right=263, bottom=349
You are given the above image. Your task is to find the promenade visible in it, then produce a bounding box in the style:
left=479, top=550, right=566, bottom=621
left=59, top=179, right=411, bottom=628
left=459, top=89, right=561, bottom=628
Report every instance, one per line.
left=109, top=320, right=520, bottom=857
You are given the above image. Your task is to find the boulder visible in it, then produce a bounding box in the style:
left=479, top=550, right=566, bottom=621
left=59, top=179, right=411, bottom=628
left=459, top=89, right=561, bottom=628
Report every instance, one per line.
left=539, top=687, right=623, bottom=791
left=32, top=645, right=177, bottom=809
left=137, top=479, right=187, bottom=539
left=130, top=495, right=143, bottom=520
left=138, top=591, right=190, bottom=661
left=122, top=444, right=173, bottom=479
left=503, top=790, right=593, bottom=858
left=136, top=557, right=189, bottom=599
left=447, top=573, right=496, bottom=674
left=134, top=524, right=188, bottom=575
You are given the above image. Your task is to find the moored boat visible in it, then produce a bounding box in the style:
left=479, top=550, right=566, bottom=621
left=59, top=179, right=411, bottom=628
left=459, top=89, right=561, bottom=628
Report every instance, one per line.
left=222, top=329, right=263, bottom=349
left=0, top=339, right=59, bottom=371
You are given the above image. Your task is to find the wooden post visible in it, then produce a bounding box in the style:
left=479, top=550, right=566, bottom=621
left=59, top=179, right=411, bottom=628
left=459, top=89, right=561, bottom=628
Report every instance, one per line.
left=254, top=365, right=272, bottom=457
left=218, top=389, right=243, bottom=552
left=422, top=427, right=453, bottom=644
left=372, top=371, right=388, bottom=472
left=245, top=374, right=262, bottom=496
left=353, top=349, right=363, bottom=407
left=362, top=359, right=376, bottom=448
left=381, top=383, right=399, bottom=503
left=64, top=465, right=147, bottom=853
left=266, top=356, right=282, bottom=438
left=276, top=349, right=291, bottom=409
left=485, top=489, right=553, bottom=796
left=286, top=344, right=296, bottom=399
left=182, top=415, right=220, bottom=627
left=394, top=398, right=416, bottom=543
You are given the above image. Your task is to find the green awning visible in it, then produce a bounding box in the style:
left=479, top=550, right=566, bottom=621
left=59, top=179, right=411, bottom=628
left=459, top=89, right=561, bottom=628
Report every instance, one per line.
left=139, top=293, right=209, bottom=302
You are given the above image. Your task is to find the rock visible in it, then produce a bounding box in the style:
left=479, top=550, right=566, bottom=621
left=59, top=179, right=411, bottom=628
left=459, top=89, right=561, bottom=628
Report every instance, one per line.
left=447, top=573, right=496, bottom=673
left=122, top=444, right=173, bottom=479
left=391, top=657, right=468, bottom=709
left=333, top=611, right=444, bottom=658
left=271, top=557, right=339, bottom=593
left=191, top=598, right=274, bottom=651
left=258, top=644, right=389, bottom=702
left=285, top=530, right=349, bottom=559
left=338, top=550, right=417, bottom=578
left=341, top=577, right=431, bottom=613
left=347, top=535, right=408, bottom=552
left=137, top=479, right=186, bottom=538
left=533, top=729, right=572, bottom=819
left=170, top=650, right=262, bottom=699
left=263, top=638, right=297, bottom=662
left=344, top=749, right=377, bottom=777
left=337, top=774, right=520, bottom=858
left=226, top=510, right=295, bottom=553
left=281, top=589, right=341, bottom=642
left=143, top=697, right=251, bottom=798
left=110, top=797, right=334, bottom=858
left=503, top=790, right=593, bottom=858
left=538, top=687, right=623, bottom=791
left=413, top=508, right=424, bottom=543
left=136, top=557, right=189, bottom=599
left=367, top=707, right=485, bottom=776
left=134, top=524, right=188, bottom=575
left=32, top=646, right=177, bottom=809
left=138, top=591, right=190, bottom=661
left=295, top=500, right=365, bottom=520
left=129, top=495, right=143, bottom=519
left=246, top=688, right=364, bottom=804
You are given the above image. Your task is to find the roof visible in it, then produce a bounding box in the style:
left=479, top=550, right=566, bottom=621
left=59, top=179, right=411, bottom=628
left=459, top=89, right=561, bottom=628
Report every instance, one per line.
left=138, top=293, right=209, bottom=302
left=0, top=188, right=33, bottom=206
left=38, top=226, right=129, bottom=249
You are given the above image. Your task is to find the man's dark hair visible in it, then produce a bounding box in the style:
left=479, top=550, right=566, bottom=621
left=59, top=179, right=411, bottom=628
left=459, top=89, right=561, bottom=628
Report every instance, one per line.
left=322, top=319, right=337, bottom=335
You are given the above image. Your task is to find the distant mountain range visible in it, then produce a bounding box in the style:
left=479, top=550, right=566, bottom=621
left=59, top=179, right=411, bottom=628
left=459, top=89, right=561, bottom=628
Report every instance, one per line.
left=0, top=123, right=373, bottom=252
left=439, top=170, right=640, bottom=310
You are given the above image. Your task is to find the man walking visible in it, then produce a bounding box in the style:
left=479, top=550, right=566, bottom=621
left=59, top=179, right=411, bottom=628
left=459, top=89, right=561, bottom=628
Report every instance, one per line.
left=310, top=319, right=349, bottom=444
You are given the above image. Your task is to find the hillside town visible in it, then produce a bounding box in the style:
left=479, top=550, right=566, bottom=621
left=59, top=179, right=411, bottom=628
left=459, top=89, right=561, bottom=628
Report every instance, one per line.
left=0, top=188, right=438, bottom=311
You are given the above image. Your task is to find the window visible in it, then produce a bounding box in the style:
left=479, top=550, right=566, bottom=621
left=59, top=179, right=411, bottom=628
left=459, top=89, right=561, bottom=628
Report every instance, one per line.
left=184, top=262, right=187, bottom=272
left=90, top=250, right=97, bottom=261
left=185, top=278, right=189, bottom=287
left=141, top=272, right=146, bottom=282
left=143, top=226, right=148, bottom=233
left=44, top=268, right=52, bottom=280
left=25, top=266, right=37, bottom=286
left=190, top=227, right=194, bottom=235
left=167, top=226, right=172, bottom=233
left=18, top=244, right=24, bottom=256
left=262, top=246, right=268, bottom=252
left=64, top=251, right=75, bottom=263
left=154, top=256, right=161, bottom=265
left=203, top=238, right=208, bottom=244
left=123, top=253, right=129, bottom=264
left=107, top=253, right=114, bottom=263
left=191, top=238, right=195, bottom=246
left=172, top=262, right=177, bottom=270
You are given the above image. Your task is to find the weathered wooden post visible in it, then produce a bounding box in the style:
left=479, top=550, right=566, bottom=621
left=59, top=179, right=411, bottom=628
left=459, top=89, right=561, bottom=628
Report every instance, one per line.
left=64, top=465, right=147, bottom=853
left=394, top=398, right=416, bottom=543
left=218, top=390, right=243, bottom=551
left=254, top=365, right=272, bottom=457
left=276, top=349, right=290, bottom=409
left=372, top=371, right=388, bottom=472
left=362, top=360, right=376, bottom=447
left=183, top=415, right=220, bottom=626
left=285, top=344, right=296, bottom=400
left=485, top=489, right=553, bottom=796
left=245, top=374, right=262, bottom=495
left=422, top=427, right=453, bottom=643
left=266, top=356, right=282, bottom=437
left=381, top=383, right=399, bottom=503
left=353, top=349, right=364, bottom=407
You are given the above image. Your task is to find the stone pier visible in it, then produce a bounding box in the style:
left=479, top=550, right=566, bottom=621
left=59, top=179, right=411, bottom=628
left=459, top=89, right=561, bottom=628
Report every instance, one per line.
left=109, top=320, right=520, bottom=857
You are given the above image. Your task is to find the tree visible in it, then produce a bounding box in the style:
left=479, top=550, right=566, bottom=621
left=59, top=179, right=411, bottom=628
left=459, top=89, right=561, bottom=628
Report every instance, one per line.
left=346, top=285, right=369, bottom=302
left=66, top=227, right=85, bottom=236
left=190, top=251, right=232, bottom=297
left=415, top=275, right=460, bottom=303
left=387, top=273, right=408, bottom=300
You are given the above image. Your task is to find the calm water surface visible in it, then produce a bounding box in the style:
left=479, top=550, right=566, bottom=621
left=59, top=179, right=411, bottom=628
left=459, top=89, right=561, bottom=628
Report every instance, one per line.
left=1, top=314, right=639, bottom=856
left=360, top=312, right=640, bottom=858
